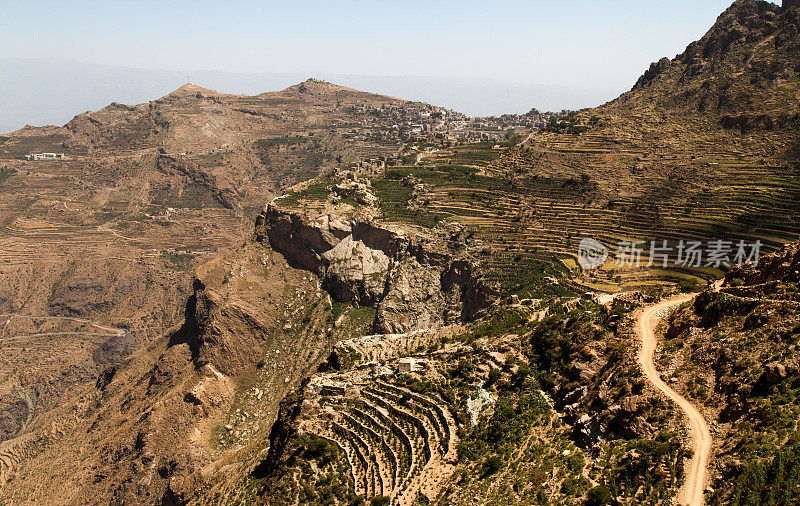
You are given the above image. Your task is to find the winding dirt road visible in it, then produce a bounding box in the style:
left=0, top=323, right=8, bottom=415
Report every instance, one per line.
left=637, top=294, right=711, bottom=506
left=0, top=314, right=126, bottom=341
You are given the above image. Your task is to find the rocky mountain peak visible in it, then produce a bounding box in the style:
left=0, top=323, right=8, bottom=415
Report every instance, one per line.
left=621, top=0, right=799, bottom=133
left=165, top=83, right=220, bottom=98
left=280, top=78, right=360, bottom=97
left=632, top=0, right=783, bottom=91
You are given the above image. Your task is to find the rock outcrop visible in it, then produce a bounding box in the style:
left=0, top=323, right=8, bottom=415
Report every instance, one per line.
left=331, top=176, right=378, bottom=206
left=323, top=236, right=390, bottom=305
left=725, top=240, right=800, bottom=286
left=761, top=361, right=788, bottom=384
left=255, top=204, right=497, bottom=333
left=156, top=154, right=238, bottom=210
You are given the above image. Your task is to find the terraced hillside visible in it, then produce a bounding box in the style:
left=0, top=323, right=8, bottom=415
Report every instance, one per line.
left=260, top=363, right=464, bottom=505
left=269, top=1, right=800, bottom=298
left=0, top=1, right=798, bottom=504
left=309, top=377, right=459, bottom=503
left=276, top=123, right=799, bottom=301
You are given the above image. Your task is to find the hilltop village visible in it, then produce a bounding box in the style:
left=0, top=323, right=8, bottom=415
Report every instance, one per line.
left=347, top=98, right=560, bottom=144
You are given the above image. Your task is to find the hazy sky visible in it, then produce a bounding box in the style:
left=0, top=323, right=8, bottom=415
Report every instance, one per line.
left=0, top=0, right=774, bottom=91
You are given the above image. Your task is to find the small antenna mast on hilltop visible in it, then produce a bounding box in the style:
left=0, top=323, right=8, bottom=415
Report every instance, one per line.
left=186, top=75, right=190, bottom=84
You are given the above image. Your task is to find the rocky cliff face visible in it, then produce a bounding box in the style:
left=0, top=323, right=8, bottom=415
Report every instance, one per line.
left=255, top=204, right=497, bottom=334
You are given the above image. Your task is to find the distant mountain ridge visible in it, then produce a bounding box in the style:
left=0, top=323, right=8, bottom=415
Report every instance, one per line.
left=8, top=77, right=416, bottom=159
left=0, top=58, right=618, bottom=133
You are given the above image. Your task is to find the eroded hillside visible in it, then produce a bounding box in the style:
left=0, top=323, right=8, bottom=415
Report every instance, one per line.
left=0, top=80, right=443, bottom=450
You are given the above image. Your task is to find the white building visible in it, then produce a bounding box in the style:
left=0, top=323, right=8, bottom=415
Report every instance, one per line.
left=25, top=153, right=66, bottom=161
left=398, top=358, right=427, bottom=373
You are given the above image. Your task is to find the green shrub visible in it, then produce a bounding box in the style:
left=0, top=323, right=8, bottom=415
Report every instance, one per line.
left=567, top=454, right=585, bottom=473
left=486, top=369, right=501, bottom=387
left=586, top=485, right=613, bottom=505
left=481, top=455, right=503, bottom=477
left=370, top=495, right=390, bottom=506
left=299, top=435, right=337, bottom=465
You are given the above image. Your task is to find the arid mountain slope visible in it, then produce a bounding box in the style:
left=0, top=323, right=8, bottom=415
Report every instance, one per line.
left=0, top=80, right=431, bottom=453
left=0, top=196, right=495, bottom=503
left=486, top=0, right=800, bottom=291
left=625, top=0, right=800, bottom=133
left=12, top=80, right=408, bottom=156
left=658, top=240, right=800, bottom=504
left=222, top=3, right=800, bottom=504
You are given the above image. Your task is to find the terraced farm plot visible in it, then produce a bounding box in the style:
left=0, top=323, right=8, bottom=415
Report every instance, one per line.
left=333, top=128, right=800, bottom=296
left=315, top=380, right=459, bottom=504
left=266, top=367, right=461, bottom=506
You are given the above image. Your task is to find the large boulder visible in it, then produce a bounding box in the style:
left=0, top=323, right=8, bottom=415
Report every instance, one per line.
left=376, top=258, right=448, bottom=334
left=323, top=236, right=390, bottom=305
left=761, top=362, right=788, bottom=384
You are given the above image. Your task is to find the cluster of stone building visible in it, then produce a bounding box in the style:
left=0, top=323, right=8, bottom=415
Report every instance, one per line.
left=350, top=101, right=564, bottom=145
left=308, top=357, right=429, bottom=398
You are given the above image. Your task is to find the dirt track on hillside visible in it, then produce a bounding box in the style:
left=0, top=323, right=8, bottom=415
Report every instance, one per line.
left=0, top=314, right=126, bottom=341
left=636, top=294, right=711, bottom=506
